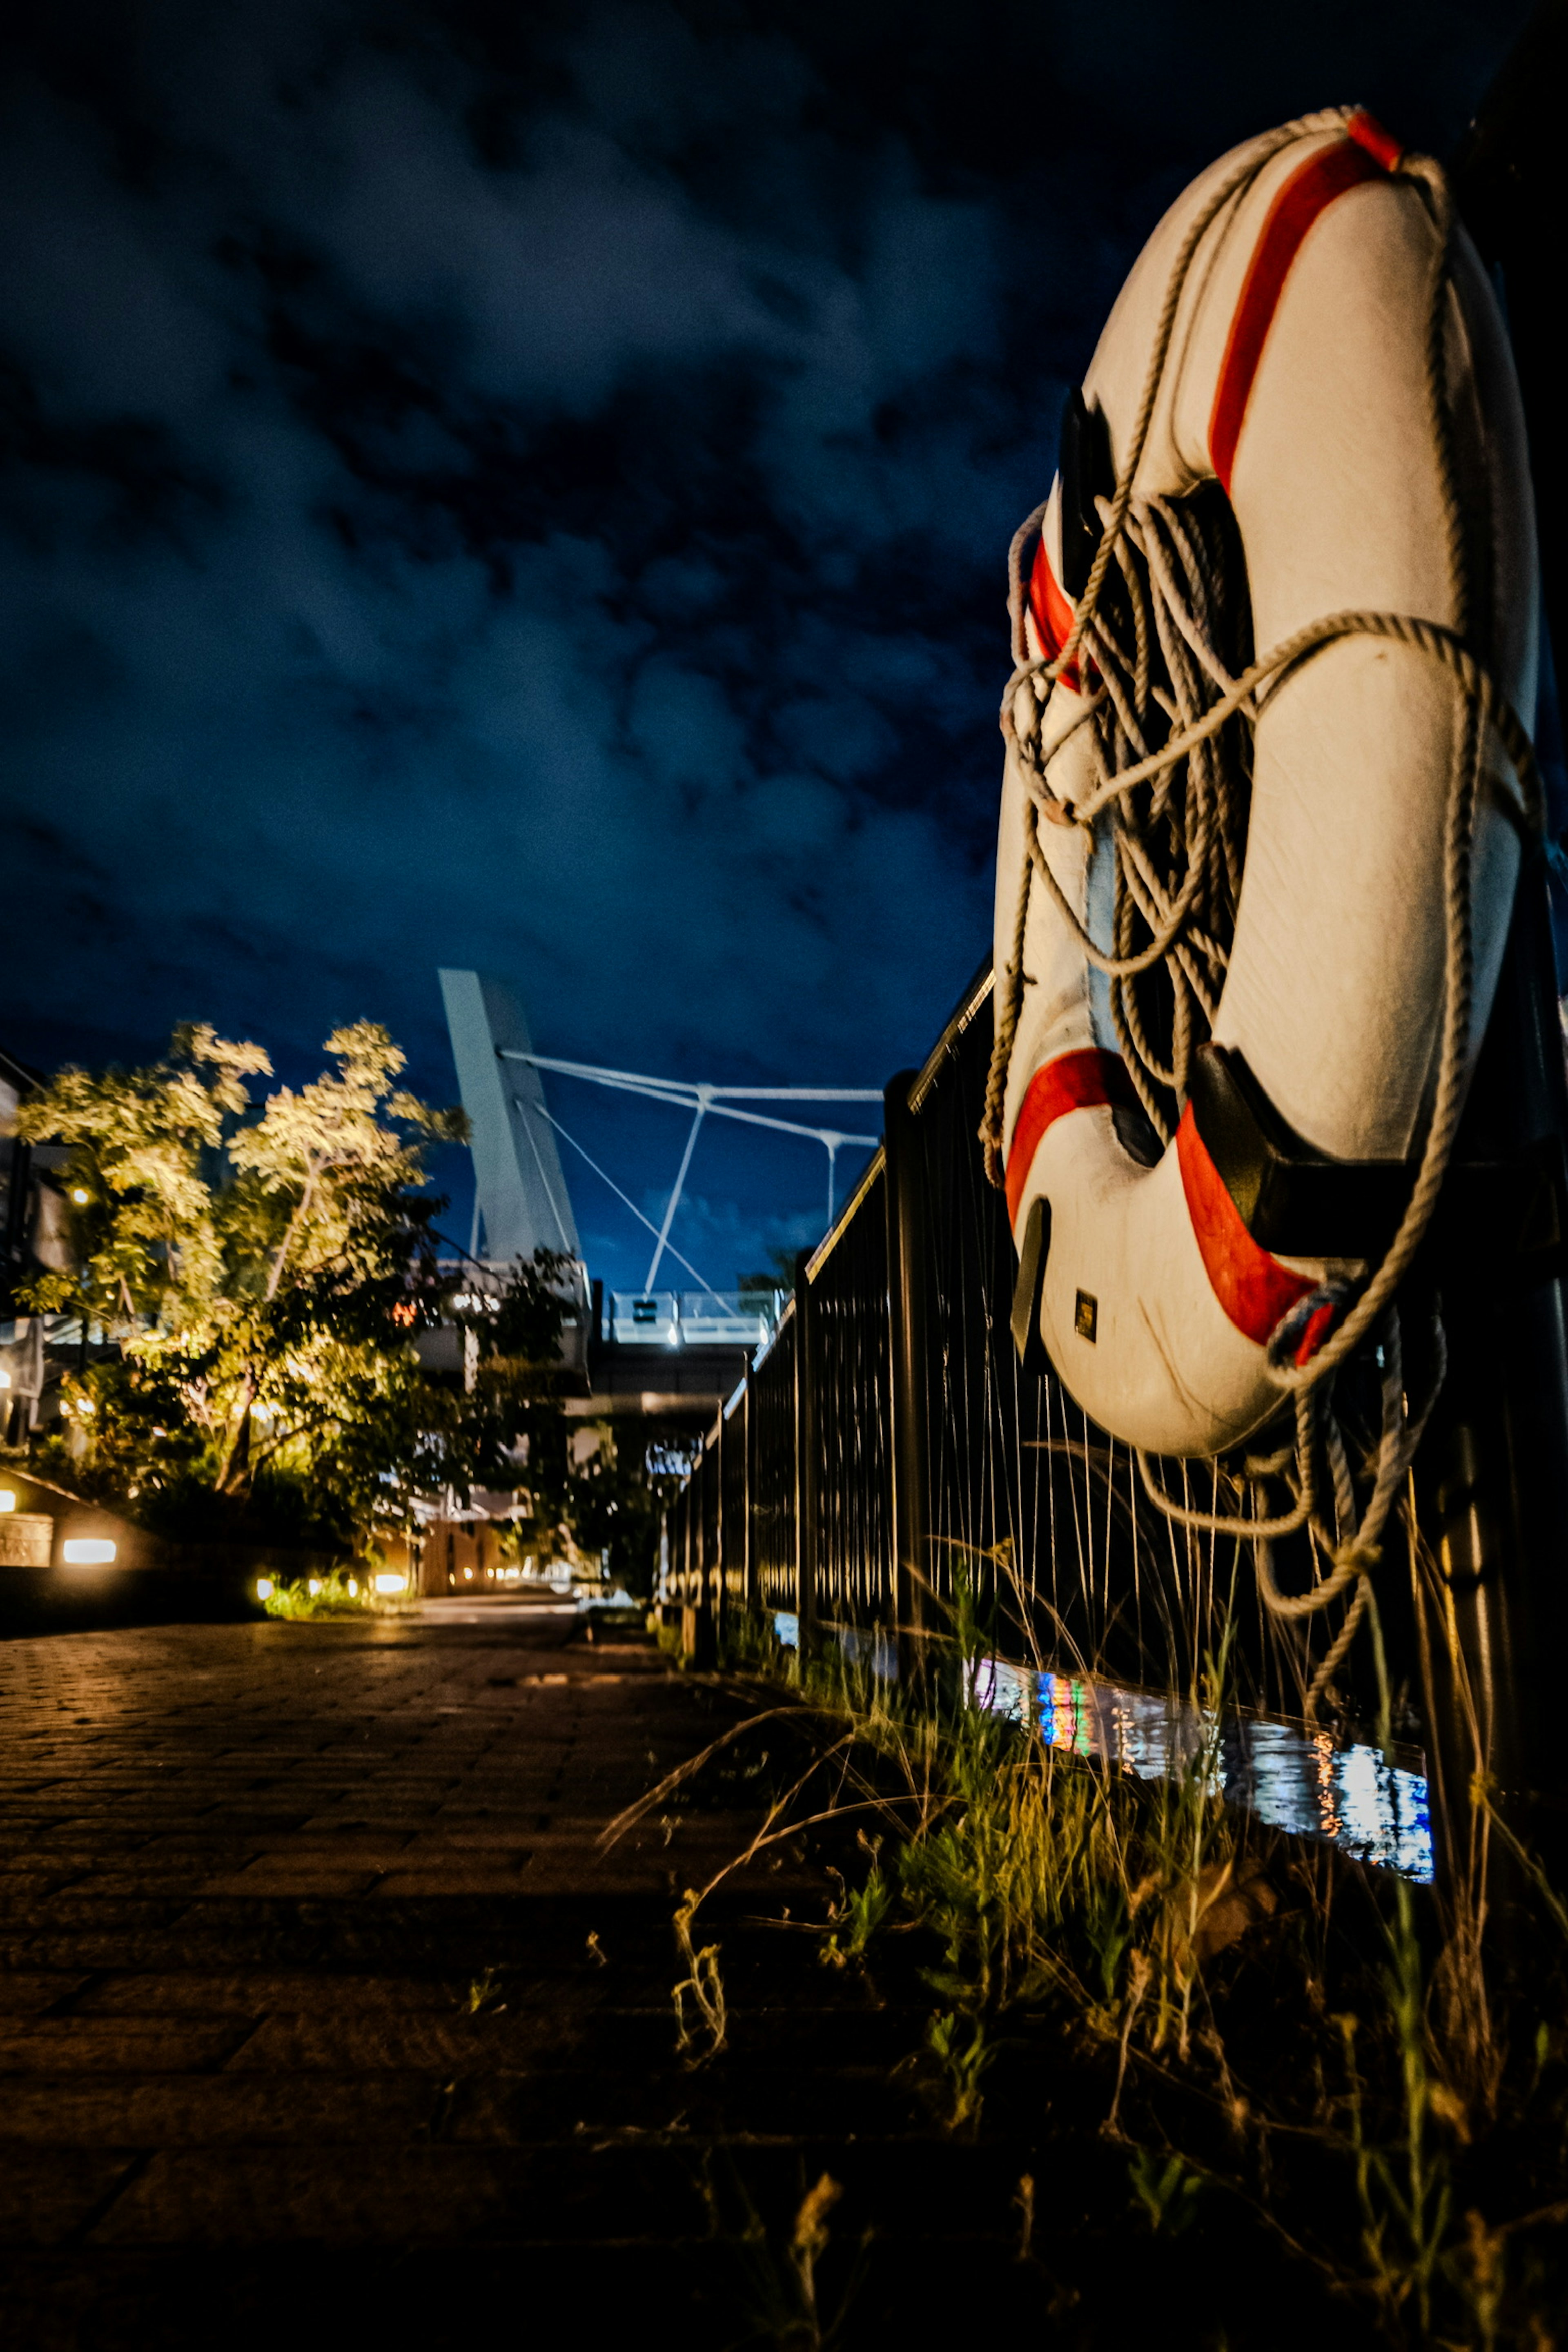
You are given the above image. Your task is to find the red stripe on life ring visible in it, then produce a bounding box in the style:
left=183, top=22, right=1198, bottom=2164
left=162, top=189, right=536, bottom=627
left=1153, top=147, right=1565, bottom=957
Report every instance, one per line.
left=1006, top=1049, right=1139, bottom=1227
left=1027, top=538, right=1082, bottom=690
left=1345, top=107, right=1405, bottom=174
left=1176, top=1103, right=1315, bottom=1346
left=1208, top=128, right=1396, bottom=494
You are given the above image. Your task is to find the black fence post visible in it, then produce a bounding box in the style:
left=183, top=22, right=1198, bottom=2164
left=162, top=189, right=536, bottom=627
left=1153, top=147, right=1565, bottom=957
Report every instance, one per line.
left=713, top=1410, right=726, bottom=1638
left=884, top=1071, right=929, bottom=1677
left=742, top=1378, right=757, bottom=1618
left=680, top=1438, right=715, bottom=1669
left=793, top=1253, right=819, bottom=1657
left=1400, top=29, right=1568, bottom=1851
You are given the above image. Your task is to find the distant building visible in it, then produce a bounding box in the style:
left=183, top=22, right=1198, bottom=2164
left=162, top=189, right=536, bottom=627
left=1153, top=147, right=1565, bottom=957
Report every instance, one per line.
left=0, top=1044, right=76, bottom=1443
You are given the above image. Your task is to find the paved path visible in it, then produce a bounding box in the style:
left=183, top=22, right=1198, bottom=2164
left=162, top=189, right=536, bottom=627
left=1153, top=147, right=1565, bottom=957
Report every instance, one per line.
left=1, top=1604, right=1358, bottom=2352
left=0, top=1604, right=1057, bottom=2350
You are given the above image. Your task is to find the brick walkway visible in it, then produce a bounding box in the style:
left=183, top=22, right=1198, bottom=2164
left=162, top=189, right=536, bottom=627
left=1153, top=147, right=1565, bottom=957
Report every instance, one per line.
left=0, top=1605, right=1045, bottom=2349
left=0, top=1605, right=1355, bottom=2351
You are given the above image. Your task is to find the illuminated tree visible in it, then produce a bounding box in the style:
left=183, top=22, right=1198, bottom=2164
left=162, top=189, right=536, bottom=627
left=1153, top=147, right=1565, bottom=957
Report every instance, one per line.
left=19, top=1026, right=674, bottom=1571
left=16, top=1023, right=466, bottom=1530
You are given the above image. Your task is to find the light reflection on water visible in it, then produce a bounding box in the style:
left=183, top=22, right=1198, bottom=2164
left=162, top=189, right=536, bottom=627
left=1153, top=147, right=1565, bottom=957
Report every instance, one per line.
left=976, top=1657, right=1433, bottom=1883
left=834, top=1623, right=902, bottom=1681
left=770, top=1619, right=1432, bottom=1880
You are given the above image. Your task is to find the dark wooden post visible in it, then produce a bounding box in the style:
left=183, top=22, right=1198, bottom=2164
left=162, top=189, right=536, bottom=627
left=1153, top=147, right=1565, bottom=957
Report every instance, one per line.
left=884, top=1071, right=929, bottom=1675
left=793, top=1254, right=819, bottom=1656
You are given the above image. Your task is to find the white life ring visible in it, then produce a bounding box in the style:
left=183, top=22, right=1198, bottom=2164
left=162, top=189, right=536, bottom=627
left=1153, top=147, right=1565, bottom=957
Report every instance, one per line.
left=994, top=107, right=1539, bottom=1459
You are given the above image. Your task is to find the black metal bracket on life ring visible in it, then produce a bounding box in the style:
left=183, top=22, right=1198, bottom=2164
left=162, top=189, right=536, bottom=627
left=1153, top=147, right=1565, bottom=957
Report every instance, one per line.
left=1007, top=1041, right=1568, bottom=1376
left=1189, top=1040, right=1567, bottom=1278
left=1188, top=1042, right=1411, bottom=1256
left=1010, top=1196, right=1054, bottom=1374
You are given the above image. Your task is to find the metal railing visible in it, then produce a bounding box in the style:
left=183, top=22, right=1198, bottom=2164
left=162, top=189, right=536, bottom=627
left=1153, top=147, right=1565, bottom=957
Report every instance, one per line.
left=666, top=958, right=1345, bottom=1717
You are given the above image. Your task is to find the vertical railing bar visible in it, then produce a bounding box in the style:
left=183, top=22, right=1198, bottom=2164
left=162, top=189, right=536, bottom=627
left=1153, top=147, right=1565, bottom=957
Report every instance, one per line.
left=884, top=1071, right=929, bottom=1674
left=743, top=1375, right=756, bottom=1616
left=794, top=1251, right=819, bottom=1655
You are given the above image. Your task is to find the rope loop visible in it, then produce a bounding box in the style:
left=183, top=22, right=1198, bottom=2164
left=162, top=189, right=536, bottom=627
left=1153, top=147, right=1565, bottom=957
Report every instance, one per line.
left=1265, top=1280, right=1355, bottom=1373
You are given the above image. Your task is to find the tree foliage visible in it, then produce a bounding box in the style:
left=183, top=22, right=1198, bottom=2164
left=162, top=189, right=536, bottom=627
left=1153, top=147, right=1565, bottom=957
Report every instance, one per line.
left=16, top=1023, right=468, bottom=1536
left=16, top=1022, right=677, bottom=1576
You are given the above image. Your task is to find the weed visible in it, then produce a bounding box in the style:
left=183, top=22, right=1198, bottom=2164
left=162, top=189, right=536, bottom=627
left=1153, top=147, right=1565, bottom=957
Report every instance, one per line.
left=623, top=1533, right=1568, bottom=2341
left=713, top=2161, right=866, bottom=2351
left=1334, top=1998, right=1449, bottom=2337
left=1013, top=2170, right=1035, bottom=2262
left=673, top=1888, right=727, bottom=2063
left=923, top=2007, right=996, bottom=2136
left=789, top=2172, right=842, bottom=2339
left=1127, top=2146, right=1205, bottom=2236
left=1452, top=2207, right=1507, bottom=2352
left=463, top=1967, right=506, bottom=2015
left=820, top=1862, right=893, bottom=1972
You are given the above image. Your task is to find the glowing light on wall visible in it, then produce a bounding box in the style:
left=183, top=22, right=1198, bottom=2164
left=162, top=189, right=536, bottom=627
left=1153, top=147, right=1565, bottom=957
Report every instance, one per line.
left=255, top=1577, right=275, bottom=1599
left=374, top=1572, right=408, bottom=1595
left=62, top=1539, right=116, bottom=1565
left=0, top=1491, right=14, bottom=1513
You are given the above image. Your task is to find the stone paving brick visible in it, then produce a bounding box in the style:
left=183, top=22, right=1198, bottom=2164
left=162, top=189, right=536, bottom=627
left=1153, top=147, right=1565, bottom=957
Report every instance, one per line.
left=0, top=2152, right=139, bottom=2247
left=0, top=1973, right=89, bottom=2014
left=0, top=1604, right=1078, bottom=2349
left=72, top=1972, right=471, bottom=2016
left=196, top=1867, right=387, bottom=1897
left=366, top=1870, right=534, bottom=1897
left=0, top=2075, right=440, bottom=2145
left=223, top=2011, right=576, bottom=2072
left=89, top=2143, right=712, bottom=2245
left=0, top=2020, right=254, bottom=2072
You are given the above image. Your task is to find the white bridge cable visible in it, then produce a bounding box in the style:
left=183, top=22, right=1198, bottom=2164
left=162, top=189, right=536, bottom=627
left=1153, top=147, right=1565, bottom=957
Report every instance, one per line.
left=529, top=1101, right=721, bottom=1298
left=499, top=1048, right=881, bottom=1261
left=498, top=1049, right=882, bottom=1105
left=499, top=1053, right=879, bottom=1144
left=644, top=1099, right=708, bottom=1291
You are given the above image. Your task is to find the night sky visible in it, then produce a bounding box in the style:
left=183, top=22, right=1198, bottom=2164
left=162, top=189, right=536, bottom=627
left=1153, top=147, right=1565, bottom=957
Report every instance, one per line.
left=0, top=1, right=1536, bottom=1292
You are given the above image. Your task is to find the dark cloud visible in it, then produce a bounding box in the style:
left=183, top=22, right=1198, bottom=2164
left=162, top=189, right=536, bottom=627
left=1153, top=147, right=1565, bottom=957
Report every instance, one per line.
left=0, top=0, right=1535, bottom=1286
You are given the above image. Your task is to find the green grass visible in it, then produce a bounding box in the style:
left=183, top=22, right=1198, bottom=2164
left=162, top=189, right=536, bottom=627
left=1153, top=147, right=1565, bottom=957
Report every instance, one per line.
left=621, top=1576, right=1568, bottom=2345
left=258, top=1567, right=410, bottom=1619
